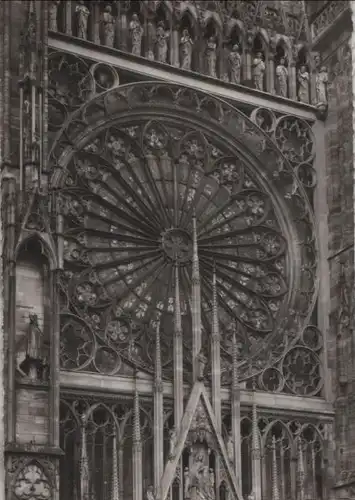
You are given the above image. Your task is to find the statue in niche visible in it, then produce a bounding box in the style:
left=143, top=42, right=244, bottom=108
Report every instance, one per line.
left=23, top=314, right=45, bottom=380
left=188, top=448, right=215, bottom=500
left=298, top=65, right=310, bottom=103
left=102, top=5, right=115, bottom=48
left=180, top=28, right=194, bottom=70
left=206, top=37, right=217, bottom=78
left=275, top=57, right=288, bottom=97
left=76, top=0, right=90, bottom=40
left=184, top=467, right=191, bottom=498
left=169, top=426, right=177, bottom=459
left=252, top=52, right=265, bottom=91
left=226, top=432, right=234, bottom=464
left=316, top=66, right=328, bottom=104
left=129, top=13, right=144, bottom=56
left=229, top=44, right=241, bottom=84
left=155, top=21, right=170, bottom=63
left=146, top=485, right=155, bottom=500
left=49, top=0, right=60, bottom=32
left=197, top=349, right=207, bottom=381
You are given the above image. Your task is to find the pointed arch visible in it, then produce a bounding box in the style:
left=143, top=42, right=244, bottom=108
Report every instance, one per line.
left=15, top=232, right=58, bottom=271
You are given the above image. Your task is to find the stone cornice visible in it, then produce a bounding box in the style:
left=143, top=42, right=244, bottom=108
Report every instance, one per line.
left=60, top=370, right=335, bottom=419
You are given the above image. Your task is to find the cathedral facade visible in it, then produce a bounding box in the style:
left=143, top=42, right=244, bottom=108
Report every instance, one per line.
left=0, top=1, right=353, bottom=500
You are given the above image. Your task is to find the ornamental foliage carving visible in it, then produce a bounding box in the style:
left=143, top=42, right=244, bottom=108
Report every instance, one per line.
left=49, top=81, right=319, bottom=385
left=8, top=457, right=57, bottom=500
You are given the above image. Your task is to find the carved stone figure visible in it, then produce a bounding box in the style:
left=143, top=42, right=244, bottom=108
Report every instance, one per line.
left=226, top=432, right=234, bottom=464
left=184, top=467, right=190, bottom=498
left=197, top=350, right=207, bottom=381
left=275, top=57, right=288, bottom=97
left=169, top=426, right=177, bottom=459
left=189, top=453, right=215, bottom=500
left=206, top=37, right=217, bottom=78
left=14, top=463, right=51, bottom=499
left=297, top=66, right=310, bottom=103
left=155, top=21, right=170, bottom=63
left=252, top=52, right=265, bottom=91
left=229, top=44, right=241, bottom=84
left=27, top=314, right=43, bottom=360
left=76, top=0, right=90, bottom=40
left=316, top=66, right=328, bottom=104
left=209, top=469, right=215, bottom=489
left=102, top=5, right=115, bottom=48
left=180, top=29, right=193, bottom=70
left=49, top=0, right=60, bottom=32
left=129, top=13, right=143, bottom=56
left=25, top=313, right=44, bottom=380
left=146, top=485, right=155, bottom=500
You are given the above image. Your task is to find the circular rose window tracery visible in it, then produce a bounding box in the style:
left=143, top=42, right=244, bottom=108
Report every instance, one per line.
left=52, top=82, right=318, bottom=381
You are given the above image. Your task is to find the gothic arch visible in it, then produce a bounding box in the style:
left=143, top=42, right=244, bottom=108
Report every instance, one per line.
left=49, top=81, right=318, bottom=381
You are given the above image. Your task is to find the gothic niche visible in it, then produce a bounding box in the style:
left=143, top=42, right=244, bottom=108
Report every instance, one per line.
left=16, top=238, right=50, bottom=382
left=183, top=404, right=217, bottom=500
left=51, top=82, right=317, bottom=385
left=251, top=34, right=266, bottom=91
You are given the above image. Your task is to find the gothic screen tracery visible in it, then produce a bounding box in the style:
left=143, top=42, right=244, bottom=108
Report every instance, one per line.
left=52, top=81, right=321, bottom=500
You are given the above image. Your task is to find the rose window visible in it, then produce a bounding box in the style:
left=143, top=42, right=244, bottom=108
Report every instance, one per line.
left=53, top=83, right=317, bottom=381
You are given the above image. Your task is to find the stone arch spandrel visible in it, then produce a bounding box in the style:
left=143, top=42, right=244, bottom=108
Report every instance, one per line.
left=49, top=81, right=318, bottom=381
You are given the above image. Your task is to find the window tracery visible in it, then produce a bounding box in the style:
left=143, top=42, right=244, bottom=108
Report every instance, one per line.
left=50, top=81, right=319, bottom=389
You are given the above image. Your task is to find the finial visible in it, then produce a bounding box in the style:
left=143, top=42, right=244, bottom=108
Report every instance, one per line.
left=174, top=264, right=182, bottom=335
left=155, top=319, right=162, bottom=386
left=232, top=322, right=239, bottom=389
left=212, top=261, right=219, bottom=340
left=112, top=425, right=119, bottom=500
left=251, top=392, right=259, bottom=453
left=297, top=437, right=304, bottom=475
left=271, top=435, right=279, bottom=500
left=192, top=211, right=198, bottom=261
left=133, top=376, right=141, bottom=446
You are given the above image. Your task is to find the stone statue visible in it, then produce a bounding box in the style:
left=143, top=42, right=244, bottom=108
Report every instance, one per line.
left=316, top=65, right=328, bottom=104
left=76, top=0, right=90, bottom=40
left=252, top=52, right=265, bottom=91
left=26, top=313, right=44, bottom=380
left=155, top=21, right=170, bottom=63
left=180, top=29, right=193, bottom=70
left=209, top=469, right=215, bottom=489
left=49, top=0, right=60, bottom=32
left=197, top=350, right=207, bottom=381
left=297, top=65, right=310, bottom=103
left=169, top=426, right=177, bottom=459
left=184, top=467, right=190, bottom=498
left=229, top=44, right=241, bottom=84
left=275, top=57, right=288, bottom=97
left=129, top=13, right=143, bottom=56
left=102, top=5, right=115, bottom=48
left=226, top=432, right=234, bottom=464
left=190, top=454, right=215, bottom=500
left=146, top=485, right=155, bottom=500
left=206, top=37, right=217, bottom=78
